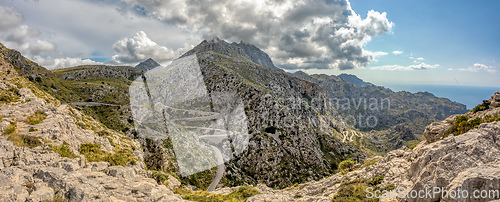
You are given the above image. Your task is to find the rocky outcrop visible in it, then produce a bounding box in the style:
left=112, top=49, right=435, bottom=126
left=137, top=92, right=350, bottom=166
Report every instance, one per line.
left=181, top=36, right=277, bottom=68
left=135, top=58, right=160, bottom=71
left=338, top=73, right=373, bottom=87
left=490, top=91, right=500, bottom=109
left=423, top=115, right=455, bottom=143
left=0, top=70, right=183, bottom=201
left=246, top=97, right=500, bottom=201
left=0, top=137, right=184, bottom=201
left=194, top=51, right=364, bottom=188
left=58, top=65, right=143, bottom=81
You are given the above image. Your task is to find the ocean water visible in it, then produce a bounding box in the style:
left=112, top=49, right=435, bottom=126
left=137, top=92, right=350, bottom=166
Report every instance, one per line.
left=383, top=84, right=499, bottom=110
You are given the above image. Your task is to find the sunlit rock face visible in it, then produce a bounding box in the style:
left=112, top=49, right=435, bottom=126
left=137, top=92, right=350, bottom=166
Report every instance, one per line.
left=130, top=54, right=249, bottom=176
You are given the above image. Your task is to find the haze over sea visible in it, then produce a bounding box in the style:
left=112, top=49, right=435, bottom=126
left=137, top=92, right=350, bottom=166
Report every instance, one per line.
left=384, top=84, right=499, bottom=110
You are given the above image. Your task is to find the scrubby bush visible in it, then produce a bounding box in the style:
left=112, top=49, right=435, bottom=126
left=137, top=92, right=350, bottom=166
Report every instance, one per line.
left=80, top=143, right=137, bottom=166
left=338, top=158, right=357, bottom=172
left=8, top=134, right=42, bottom=148
left=446, top=114, right=500, bottom=136
left=470, top=100, right=490, bottom=113
left=174, top=185, right=260, bottom=202
left=49, top=142, right=76, bottom=158
left=2, top=122, right=17, bottom=135
left=25, top=110, right=47, bottom=125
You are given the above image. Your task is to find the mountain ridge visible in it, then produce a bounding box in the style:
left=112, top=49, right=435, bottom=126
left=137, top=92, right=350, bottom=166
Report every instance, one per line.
left=181, top=36, right=277, bottom=69
left=135, top=58, right=160, bottom=71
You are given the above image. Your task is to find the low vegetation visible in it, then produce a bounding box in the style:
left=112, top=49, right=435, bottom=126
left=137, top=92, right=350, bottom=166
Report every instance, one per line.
left=7, top=134, right=42, bottom=148
left=2, top=121, right=17, bottom=135
left=332, top=176, right=394, bottom=202
left=25, top=110, right=47, bottom=125
left=0, top=87, right=20, bottom=104
left=362, top=158, right=380, bottom=167
left=79, top=143, right=137, bottom=166
left=470, top=100, right=490, bottom=113
left=174, top=185, right=260, bottom=202
left=338, top=158, right=357, bottom=173
left=445, top=114, right=500, bottom=136
left=48, top=142, right=77, bottom=158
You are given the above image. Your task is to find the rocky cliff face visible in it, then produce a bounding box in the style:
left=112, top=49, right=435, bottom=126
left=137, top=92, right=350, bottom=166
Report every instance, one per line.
left=175, top=45, right=365, bottom=188
left=0, top=42, right=184, bottom=201
left=247, top=94, right=500, bottom=201
left=181, top=36, right=277, bottom=68
left=338, top=73, right=373, bottom=87
left=293, top=71, right=467, bottom=154
left=135, top=58, right=160, bottom=71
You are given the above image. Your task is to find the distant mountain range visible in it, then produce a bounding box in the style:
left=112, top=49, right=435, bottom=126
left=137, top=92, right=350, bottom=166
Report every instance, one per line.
left=0, top=37, right=466, bottom=189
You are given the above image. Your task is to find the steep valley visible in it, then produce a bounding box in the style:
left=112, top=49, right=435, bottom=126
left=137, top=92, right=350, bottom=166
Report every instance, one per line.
left=0, top=38, right=495, bottom=202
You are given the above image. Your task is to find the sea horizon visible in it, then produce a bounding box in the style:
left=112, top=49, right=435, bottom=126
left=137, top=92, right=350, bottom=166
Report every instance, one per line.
left=381, top=84, right=499, bottom=110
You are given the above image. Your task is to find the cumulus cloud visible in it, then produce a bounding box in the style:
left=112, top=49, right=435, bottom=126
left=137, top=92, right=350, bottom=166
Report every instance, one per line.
left=107, top=31, right=191, bottom=65
left=33, top=55, right=103, bottom=70
left=365, top=51, right=388, bottom=62
left=459, top=63, right=496, bottom=73
left=118, top=0, right=394, bottom=70
left=0, top=5, right=23, bottom=31
left=371, top=63, right=439, bottom=71
left=392, top=51, right=403, bottom=55
left=416, top=57, right=424, bottom=60
left=0, top=4, right=55, bottom=56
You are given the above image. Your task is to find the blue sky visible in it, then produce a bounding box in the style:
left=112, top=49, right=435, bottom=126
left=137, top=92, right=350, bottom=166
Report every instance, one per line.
left=0, top=0, right=498, bottom=88
left=311, top=0, right=500, bottom=87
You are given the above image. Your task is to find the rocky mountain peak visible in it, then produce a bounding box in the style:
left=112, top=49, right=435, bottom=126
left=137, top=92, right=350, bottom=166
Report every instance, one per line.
left=180, top=37, right=277, bottom=68
left=135, top=58, right=160, bottom=71
left=338, top=73, right=373, bottom=87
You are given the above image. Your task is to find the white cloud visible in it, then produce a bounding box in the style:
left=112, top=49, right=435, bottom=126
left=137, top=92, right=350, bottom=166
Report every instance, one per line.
left=459, top=63, right=496, bottom=73
left=1, top=0, right=199, bottom=67
left=33, top=55, right=103, bottom=70
left=108, top=31, right=192, bottom=66
left=392, top=51, right=403, bottom=55
left=117, top=0, right=394, bottom=70
left=371, top=63, right=439, bottom=71
left=416, top=57, right=424, bottom=60
left=365, top=51, right=388, bottom=62
left=0, top=5, right=23, bottom=31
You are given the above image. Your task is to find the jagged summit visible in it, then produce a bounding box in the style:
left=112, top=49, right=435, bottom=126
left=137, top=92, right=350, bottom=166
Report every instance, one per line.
left=338, top=73, right=373, bottom=87
left=135, top=58, right=160, bottom=71
left=180, top=36, right=277, bottom=68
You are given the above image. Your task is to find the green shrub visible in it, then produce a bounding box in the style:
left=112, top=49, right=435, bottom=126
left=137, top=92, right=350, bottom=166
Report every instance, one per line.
left=25, top=110, right=47, bottom=125
left=332, top=176, right=392, bottom=202
left=151, top=170, right=169, bottom=184
left=338, top=158, right=357, bottom=172
left=368, top=175, right=384, bottom=186
left=445, top=114, right=500, bottom=136
left=455, top=115, right=468, bottom=124
left=3, top=122, right=17, bottom=135
left=8, top=134, right=42, bottom=148
left=0, top=88, right=20, bottom=103
left=79, top=143, right=137, bottom=166
left=470, top=100, right=490, bottom=113
left=29, top=127, right=38, bottom=132
left=363, top=158, right=380, bottom=167
left=49, top=142, right=77, bottom=158
left=174, top=185, right=260, bottom=202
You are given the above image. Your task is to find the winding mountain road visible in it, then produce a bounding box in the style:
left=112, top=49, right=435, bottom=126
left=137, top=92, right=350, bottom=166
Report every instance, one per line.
left=207, top=146, right=225, bottom=191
